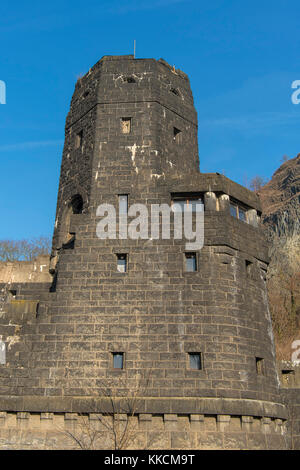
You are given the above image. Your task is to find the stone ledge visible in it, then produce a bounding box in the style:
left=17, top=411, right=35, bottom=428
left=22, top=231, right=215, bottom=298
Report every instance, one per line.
left=168, top=173, right=262, bottom=211
left=0, top=396, right=288, bottom=420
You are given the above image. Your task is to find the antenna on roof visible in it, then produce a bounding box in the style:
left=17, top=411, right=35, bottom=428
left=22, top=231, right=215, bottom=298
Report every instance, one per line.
left=134, top=40, right=136, bottom=59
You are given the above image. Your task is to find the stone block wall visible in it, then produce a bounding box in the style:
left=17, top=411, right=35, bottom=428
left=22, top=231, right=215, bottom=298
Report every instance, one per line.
left=0, top=404, right=288, bottom=450
left=0, top=55, right=293, bottom=449
left=278, top=362, right=300, bottom=449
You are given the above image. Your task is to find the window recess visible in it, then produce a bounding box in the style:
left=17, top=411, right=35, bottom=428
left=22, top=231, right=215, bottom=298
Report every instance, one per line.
left=113, top=352, right=124, bottom=369
left=189, top=353, right=203, bottom=370
left=229, top=200, right=248, bottom=223
left=171, top=195, right=204, bottom=213
left=121, top=117, right=131, bottom=134
left=185, top=252, right=197, bottom=272
left=117, top=254, right=127, bottom=273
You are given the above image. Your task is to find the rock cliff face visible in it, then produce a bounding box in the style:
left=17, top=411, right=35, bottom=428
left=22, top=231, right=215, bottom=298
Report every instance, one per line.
left=259, top=155, right=300, bottom=359
left=260, top=154, right=300, bottom=240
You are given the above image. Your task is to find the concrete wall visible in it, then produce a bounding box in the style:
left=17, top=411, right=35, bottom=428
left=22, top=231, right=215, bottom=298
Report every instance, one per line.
left=0, top=256, right=51, bottom=283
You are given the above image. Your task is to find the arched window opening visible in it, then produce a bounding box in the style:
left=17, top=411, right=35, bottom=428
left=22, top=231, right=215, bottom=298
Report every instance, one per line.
left=58, top=194, right=84, bottom=250
left=71, top=194, right=83, bottom=214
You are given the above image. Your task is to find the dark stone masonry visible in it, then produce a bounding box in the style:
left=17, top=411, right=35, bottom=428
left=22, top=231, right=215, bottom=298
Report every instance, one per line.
left=0, top=55, right=298, bottom=449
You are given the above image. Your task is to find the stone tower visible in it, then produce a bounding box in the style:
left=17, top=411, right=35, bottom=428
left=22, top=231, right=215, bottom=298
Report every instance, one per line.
left=0, top=55, right=288, bottom=449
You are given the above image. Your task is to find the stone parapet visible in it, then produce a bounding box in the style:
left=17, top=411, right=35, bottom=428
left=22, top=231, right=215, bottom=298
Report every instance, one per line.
left=0, top=408, right=288, bottom=450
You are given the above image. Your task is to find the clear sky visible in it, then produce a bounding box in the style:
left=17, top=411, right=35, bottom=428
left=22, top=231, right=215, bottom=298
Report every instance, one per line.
left=0, top=0, right=300, bottom=240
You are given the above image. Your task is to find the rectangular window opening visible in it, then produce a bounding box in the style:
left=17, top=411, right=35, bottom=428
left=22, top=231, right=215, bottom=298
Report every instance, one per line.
left=172, top=196, right=204, bottom=213
left=281, top=369, right=295, bottom=386
left=113, top=352, right=124, bottom=369
left=282, top=369, right=294, bottom=375
left=117, top=254, right=127, bottom=273
left=121, top=117, right=131, bottom=134
left=173, top=127, right=182, bottom=144
left=230, top=200, right=249, bottom=223
left=189, top=353, right=202, bottom=370
left=185, top=253, right=197, bottom=272
left=255, top=357, right=264, bottom=375
left=119, top=195, right=128, bottom=215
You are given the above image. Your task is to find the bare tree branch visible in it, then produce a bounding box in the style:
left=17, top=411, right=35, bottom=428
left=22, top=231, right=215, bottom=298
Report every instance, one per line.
left=0, top=236, right=51, bottom=262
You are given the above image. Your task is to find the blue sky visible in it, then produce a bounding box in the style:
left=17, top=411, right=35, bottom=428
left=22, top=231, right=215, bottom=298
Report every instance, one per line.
left=0, top=0, right=300, bottom=240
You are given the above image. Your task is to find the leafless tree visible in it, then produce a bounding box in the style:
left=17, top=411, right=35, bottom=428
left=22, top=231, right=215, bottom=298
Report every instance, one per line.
left=267, top=226, right=300, bottom=359
left=249, top=175, right=268, bottom=192
left=0, top=236, right=51, bottom=262
left=63, top=373, right=152, bottom=450
left=281, top=155, right=289, bottom=164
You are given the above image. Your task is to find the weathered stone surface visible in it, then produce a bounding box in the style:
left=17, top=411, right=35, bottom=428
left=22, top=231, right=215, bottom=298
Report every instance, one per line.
left=0, top=54, right=294, bottom=449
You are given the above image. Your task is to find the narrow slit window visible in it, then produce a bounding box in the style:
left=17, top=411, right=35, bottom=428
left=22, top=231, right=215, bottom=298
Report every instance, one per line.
left=256, top=357, right=264, bottom=375
left=0, top=340, right=6, bottom=365
left=75, top=130, right=83, bottom=149
left=113, top=352, right=124, bottom=369
left=173, top=127, right=182, bottom=144
left=185, top=253, right=197, bottom=272
left=119, top=195, right=128, bottom=215
left=245, top=260, right=252, bottom=277
left=121, top=117, right=131, bottom=134
left=49, top=272, right=58, bottom=293
left=189, top=353, right=202, bottom=370
left=117, top=254, right=127, bottom=273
